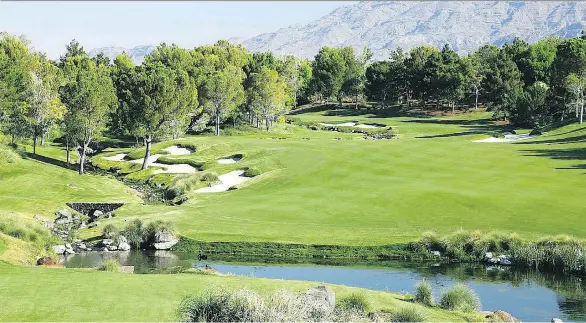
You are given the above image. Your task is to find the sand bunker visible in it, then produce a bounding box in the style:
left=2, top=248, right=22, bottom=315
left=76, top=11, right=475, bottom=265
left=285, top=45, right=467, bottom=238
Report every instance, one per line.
left=162, top=145, right=193, bottom=155
left=129, top=154, right=163, bottom=166
left=473, top=134, right=538, bottom=143
left=195, top=170, right=251, bottom=193
left=151, top=163, right=197, bottom=174
left=318, top=122, right=383, bottom=129
left=103, top=153, right=127, bottom=161
left=217, top=155, right=243, bottom=165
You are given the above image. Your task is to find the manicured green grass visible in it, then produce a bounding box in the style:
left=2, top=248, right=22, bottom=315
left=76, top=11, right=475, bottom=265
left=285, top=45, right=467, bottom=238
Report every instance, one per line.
left=0, top=263, right=474, bottom=322
left=3, top=106, right=586, bottom=246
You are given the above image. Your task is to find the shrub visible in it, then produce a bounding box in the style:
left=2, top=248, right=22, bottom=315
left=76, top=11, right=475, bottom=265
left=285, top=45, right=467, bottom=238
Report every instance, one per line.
left=0, top=145, right=20, bottom=165
left=178, top=288, right=358, bottom=322
left=146, top=220, right=177, bottom=245
left=337, top=292, right=371, bottom=313
left=439, top=284, right=480, bottom=312
left=389, top=304, right=426, bottom=322
left=200, top=172, right=219, bottom=182
left=122, top=219, right=147, bottom=249
left=166, top=173, right=200, bottom=199
left=244, top=167, right=261, bottom=177
left=102, top=224, right=119, bottom=239
left=99, top=259, right=121, bottom=272
left=414, top=280, right=434, bottom=306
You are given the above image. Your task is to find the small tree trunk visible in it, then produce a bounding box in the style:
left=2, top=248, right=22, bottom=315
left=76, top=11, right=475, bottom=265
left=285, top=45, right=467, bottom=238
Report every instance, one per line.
left=294, top=92, right=297, bottom=109
left=474, top=86, right=479, bottom=110
left=141, top=134, right=152, bottom=170
left=41, top=131, right=46, bottom=146
left=215, top=112, right=220, bottom=136
left=580, top=93, right=584, bottom=124
left=452, top=102, right=455, bottom=114
left=33, top=132, right=37, bottom=155
left=265, top=115, right=270, bottom=132
left=79, top=140, right=89, bottom=175
left=355, top=93, right=358, bottom=109
left=11, top=133, right=15, bottom=145
left=66, top=139, right=71, bottom=168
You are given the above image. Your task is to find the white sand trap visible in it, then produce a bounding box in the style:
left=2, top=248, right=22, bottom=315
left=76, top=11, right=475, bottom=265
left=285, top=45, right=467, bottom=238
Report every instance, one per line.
left=162, top=145, right=193, bottom=156
left=473, top=134, right=538, bottom=143
left=195, top=170, right=251, bottom=193
left=129, top=154, right=163, bottom=166
left=355, top=124, right=383, bottom=129
left=103, top=153, right=127, bottom=161
left=319, top=122, right=357, bottom=127
left=218, top=159, right=237, bottom=164
left=151, top=163, right=197, bottom=174
left=319, top=122, right=383, bottom=129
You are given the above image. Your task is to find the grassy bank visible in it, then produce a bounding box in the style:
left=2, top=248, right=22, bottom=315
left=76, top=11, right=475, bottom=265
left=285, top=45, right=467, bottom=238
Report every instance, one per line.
left=0, top=263, right=477, bottom=322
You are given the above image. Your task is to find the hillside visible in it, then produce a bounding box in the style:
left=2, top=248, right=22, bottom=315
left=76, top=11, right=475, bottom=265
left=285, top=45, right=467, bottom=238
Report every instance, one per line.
left=241, top=1, right=586, bottom=60
left=88, top=45, right=155, bottom=64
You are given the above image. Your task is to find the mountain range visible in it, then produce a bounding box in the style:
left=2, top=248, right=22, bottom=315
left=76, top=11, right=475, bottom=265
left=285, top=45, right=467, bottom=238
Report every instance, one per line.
left=89, top=1, right=586, bottom=63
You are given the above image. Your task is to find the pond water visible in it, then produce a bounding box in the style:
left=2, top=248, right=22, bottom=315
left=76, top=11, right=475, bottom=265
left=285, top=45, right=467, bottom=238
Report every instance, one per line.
left=62, top=251, right=586, bottom=322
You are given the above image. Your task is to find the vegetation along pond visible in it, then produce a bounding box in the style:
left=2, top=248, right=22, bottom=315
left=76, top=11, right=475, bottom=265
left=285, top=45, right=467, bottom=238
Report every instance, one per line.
left=62, top=251, right=586, bottom=322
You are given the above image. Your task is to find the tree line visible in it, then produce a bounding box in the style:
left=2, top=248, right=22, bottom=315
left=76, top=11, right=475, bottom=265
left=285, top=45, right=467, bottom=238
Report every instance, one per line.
left=2, top=32, right=586, bottom=175
left=364, top=34, right=586, bottom=127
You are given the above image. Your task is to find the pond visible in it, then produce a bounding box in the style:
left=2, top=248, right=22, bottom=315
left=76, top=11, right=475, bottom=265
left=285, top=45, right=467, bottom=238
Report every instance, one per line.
left=61, top=251, right=586, bottom=322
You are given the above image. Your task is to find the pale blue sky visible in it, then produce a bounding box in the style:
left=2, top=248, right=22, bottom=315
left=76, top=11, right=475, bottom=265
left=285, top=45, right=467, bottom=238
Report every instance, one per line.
left=0, top=1, right=356, bottom=58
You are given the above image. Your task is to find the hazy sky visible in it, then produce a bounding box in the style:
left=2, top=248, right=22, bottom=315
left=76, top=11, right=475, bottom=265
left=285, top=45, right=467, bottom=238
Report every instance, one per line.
left=0, top=1, right=356, bottom=59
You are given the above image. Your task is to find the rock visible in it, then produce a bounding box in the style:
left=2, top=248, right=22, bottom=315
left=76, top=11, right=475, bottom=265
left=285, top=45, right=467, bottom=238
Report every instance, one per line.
left=552, top=319, right=564, bottom=323
left=304, top=285, right=336, bottom=310
left=487, top=310, right=518, bottom=322
left=36, top=257, right=56, bottom=266
left=530, top=129, right=542, bottom=136
left=52, top=245, right=66, bottom=254
left=485, top=252, right=493, bottom=260
left=33, top=214, right=41, bottom=221
left=107, top=245, right=118, bottom=251
left=101, top=239, right=114, bottom=246
left=55, top=209, right=72, bottom=219
left=481, top=311, right=494, bottom=317
left=65, top=248, right=75, bottom=255
left=498, top=255, right=512, bottom=266
left=118, top=235, right=128, bottom=244
left=152, top=240, right=179, bottom=250
left=430, top=250, right=441, bottom=256
left=65, top=243, right=72, bottom=249
left=88, top=222, right=100, bottom=228
left=488, top=257, right=500, bottom=264
left=118, top=242, right=131, bottom=251
left=102, top=247, right=109, bottom=252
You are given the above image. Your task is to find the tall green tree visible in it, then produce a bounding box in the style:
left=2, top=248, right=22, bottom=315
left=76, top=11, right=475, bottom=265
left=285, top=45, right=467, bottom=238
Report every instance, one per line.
left=201, top=65, right=245, bottom=136
left=310, top=47, right=347, bottom=104
left=59, top=54, right=117, bottom=174
left=247, top=67, right=288, bottom=131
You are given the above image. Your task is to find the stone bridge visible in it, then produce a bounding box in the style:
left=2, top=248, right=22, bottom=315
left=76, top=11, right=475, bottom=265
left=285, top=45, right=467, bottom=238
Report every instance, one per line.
left=66, top=202, right=124, bottom=217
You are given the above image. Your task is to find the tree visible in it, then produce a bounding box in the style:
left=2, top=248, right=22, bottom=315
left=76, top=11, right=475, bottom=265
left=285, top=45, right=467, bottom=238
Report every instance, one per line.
left=248, top=67, right=288, bottom=131
left=365, top=61, right=392, bottom=101
left=125, top=62, right=198, bottom=170
left=27, top=59, right=66, bottom=154
left=479, top=49, right=524, bottom=118
left=437, top=45, right=465, bottom=113
left=310, top=47, right=347, bottom=104
left=565, top=74, right=586, bottom=124
left=0, top=33, right=35, bottom=144
left=462, top=55, right=483, bottom=110
left=59, top=55, right=117, bottom=174
left=405, top=46, right=440, bottom=107
left=200, top=65, right=245, bottom=136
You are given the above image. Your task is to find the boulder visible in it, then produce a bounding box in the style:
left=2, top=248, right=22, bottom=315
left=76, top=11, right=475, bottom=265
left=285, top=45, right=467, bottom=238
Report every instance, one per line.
left=118, top=235, right=128, bottom=244
left=430, top=250, right=441, bottom=256
left=36, top=257, right=56, bottom=266
left=153, top=240, right=179, bottom=250
left=52, top=245, right=66, bottom=254
left=498, top=255, right=512, bottom=266
left=65, top=243, right=72, bottom=249
left=55, top=209, right=72, bottom=219
left=551, top=319, right=564, bottom=323
left=484, top=252, right=493, bottom=260
left=101, top=239, right=114, bottom=246
left=487, top=310, right=518, bottom=322
left=118, top=242, right=131, bottom=251
left=65, top=248, right=75, bottom=255
left=304, top=285, right=336, bottom=310
left=107, top=245, right=118, bottom=251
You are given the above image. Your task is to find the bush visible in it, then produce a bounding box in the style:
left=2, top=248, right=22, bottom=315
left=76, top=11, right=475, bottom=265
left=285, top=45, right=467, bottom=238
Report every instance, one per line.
left=178, top=288, right=359, bottom=322
left=122, top=219, right=147, bottom=249
left=414, top=280, right=434, bottom=306
left=389, top=304, right=426, bottom=322
left=337, top=293, right=371, bottom=313
left=200, top=172, right=219, bottom=182
left=0, top=145, right=20, bottom=165
left=439, top=284, right=480, bottom=312
left=99, top=259, right=121, bottom=272
left=102, top=224, right=119, bottom=239
left=166, top=173, right=200, bottom=199
left=244, top=167, right=261, bottom=177
left=146, top=220, right=177, bottom=245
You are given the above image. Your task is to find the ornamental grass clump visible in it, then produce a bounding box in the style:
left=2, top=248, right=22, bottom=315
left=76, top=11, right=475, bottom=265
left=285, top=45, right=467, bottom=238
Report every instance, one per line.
left=389, top=304, right=427, bottom=322
left=439, top=283, right=480, bottom=312
left=414, top=280, right=434, bottom=306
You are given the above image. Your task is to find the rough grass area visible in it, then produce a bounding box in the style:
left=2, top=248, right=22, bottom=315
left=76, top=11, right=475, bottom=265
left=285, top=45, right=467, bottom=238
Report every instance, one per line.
left=0, top=263, right=476, bottom=322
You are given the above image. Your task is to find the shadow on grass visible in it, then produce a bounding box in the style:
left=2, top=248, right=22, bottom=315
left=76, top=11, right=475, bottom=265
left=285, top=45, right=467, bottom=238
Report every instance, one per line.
left=25, top=152, right=76, bottom=171
left=514, top=133, right=586, bottom=145
left=404, top=118, right=511, bottom=139
left=520, top=147, right=586, bottom=171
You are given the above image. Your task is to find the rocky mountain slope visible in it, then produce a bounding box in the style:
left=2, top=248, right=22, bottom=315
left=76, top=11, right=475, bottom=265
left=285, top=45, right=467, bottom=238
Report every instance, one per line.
left=88, top=45, right=155, bottom=65
left=241, top=1, right=586, bottom=60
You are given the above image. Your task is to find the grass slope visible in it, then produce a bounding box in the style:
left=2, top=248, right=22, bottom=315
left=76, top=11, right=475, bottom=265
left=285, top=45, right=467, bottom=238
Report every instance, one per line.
left=0, top=263, right=474, bottom=322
